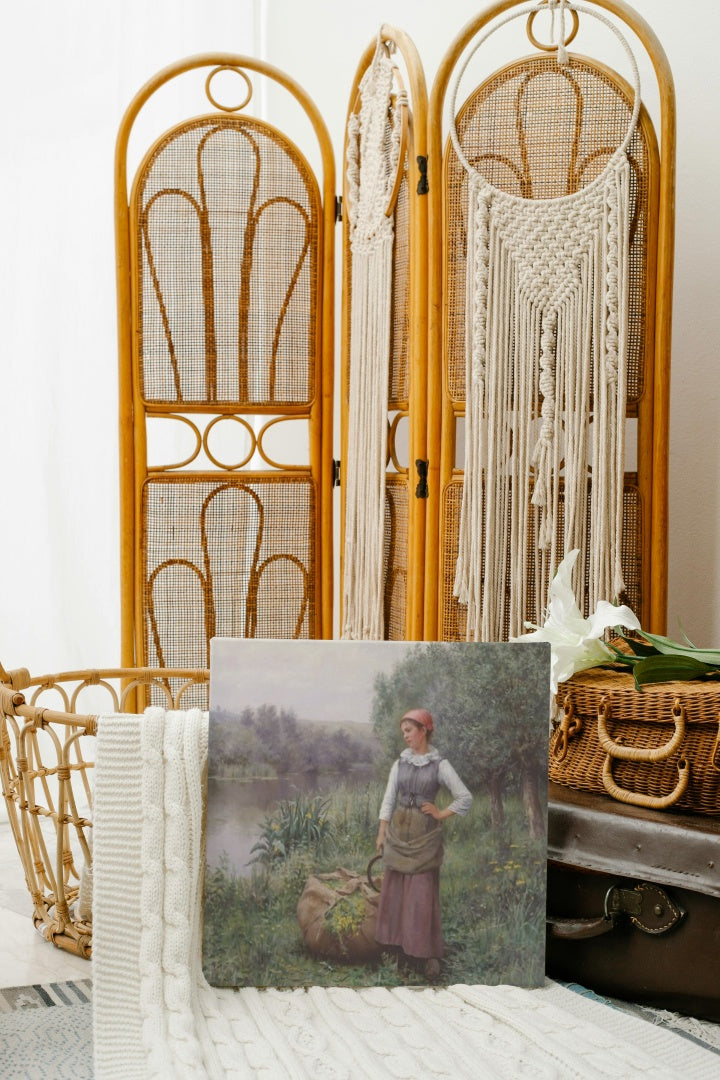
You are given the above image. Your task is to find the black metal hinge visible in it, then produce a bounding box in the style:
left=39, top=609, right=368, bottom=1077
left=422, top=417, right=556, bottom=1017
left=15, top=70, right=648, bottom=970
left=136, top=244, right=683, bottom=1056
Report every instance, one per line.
left=332, top=459, right=341, bottom=487
left=415, top=459, right=429, bottom=498
left=416, top=156, right=429, bottom=196
left=335, top=195, right=343, bottom=222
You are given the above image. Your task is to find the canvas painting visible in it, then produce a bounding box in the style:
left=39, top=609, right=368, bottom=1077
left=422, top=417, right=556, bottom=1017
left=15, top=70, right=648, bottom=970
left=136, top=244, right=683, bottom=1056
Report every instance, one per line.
left=203, top=638, right=550, bottom=989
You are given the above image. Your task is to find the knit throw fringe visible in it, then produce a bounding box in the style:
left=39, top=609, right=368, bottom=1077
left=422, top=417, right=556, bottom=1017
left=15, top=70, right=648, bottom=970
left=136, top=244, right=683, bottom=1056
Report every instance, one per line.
left=342, top=38, right=404, bottom=640
left=91, top=709, right=720, bottom=1078
left=450, top=3, right=640, bottom=641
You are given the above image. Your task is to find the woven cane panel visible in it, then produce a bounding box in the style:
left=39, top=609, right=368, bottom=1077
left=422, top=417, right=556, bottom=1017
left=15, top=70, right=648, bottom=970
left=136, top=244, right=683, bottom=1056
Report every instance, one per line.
left=390, top=168, right=410, bottom=405
left=135, top=117, right=319, bottom=407
left=142, top=475, right=316, bottom=674
left=383, top=476, right=409, bottom=640
left=439, top=477, right=642, bottom=642
left=445, top=56, right=650, bottom=406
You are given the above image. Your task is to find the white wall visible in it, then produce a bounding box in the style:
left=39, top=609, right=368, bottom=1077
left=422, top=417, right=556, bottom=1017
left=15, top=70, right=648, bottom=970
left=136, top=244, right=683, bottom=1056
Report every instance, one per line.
left=0, top=0, right=718, bottom=676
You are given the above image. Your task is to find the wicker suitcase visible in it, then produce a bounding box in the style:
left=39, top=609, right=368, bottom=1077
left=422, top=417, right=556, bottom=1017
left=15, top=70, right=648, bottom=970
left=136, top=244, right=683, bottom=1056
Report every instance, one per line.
left=546, top=783, right=720, bottom=1021
left=550, top=667, right=720, bottom=813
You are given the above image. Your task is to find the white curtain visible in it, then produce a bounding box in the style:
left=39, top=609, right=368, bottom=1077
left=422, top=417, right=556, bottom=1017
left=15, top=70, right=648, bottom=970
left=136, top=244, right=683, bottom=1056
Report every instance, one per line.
left=0, top=0, right=718, bottom=673
left=0, top=0, right=264, bottom=674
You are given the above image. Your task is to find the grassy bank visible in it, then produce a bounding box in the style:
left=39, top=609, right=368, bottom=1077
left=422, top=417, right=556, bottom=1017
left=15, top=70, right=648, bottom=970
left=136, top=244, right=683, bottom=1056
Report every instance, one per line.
left=203, top=779, right=546, bottom=988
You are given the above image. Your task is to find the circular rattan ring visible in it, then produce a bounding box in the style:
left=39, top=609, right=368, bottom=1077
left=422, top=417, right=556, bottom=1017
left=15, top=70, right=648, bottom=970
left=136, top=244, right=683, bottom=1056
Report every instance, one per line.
left=205, top=65, right=253, bottom=113
left=527, top=4, right=580, bottom=53
left=203, top=415, right=256, bottom=470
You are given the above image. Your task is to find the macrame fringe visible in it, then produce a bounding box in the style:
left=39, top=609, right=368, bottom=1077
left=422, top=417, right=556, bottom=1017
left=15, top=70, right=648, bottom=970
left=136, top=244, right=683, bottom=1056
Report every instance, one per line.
left=448, top=1, right=641, bottom=642
left=342, top=39, right=402, bottom=640
left=453, top=159, right=633, bottom=642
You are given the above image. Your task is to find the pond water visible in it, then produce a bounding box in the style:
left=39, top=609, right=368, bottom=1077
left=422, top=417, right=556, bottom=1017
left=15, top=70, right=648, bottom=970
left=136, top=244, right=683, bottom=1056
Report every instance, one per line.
left=206, top=770, right=375, bottom=876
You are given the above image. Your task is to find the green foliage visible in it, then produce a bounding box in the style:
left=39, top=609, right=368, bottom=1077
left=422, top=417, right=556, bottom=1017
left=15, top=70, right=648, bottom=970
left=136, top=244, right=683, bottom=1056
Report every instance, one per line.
left=370, top=641, right=549, bottom=793
left=203, top=788, right=546, bottom=990
left=324, top=890, right=368, bottom=942
left=607, top=632, right=720, bottom=689
left=250, top=793, right=333, bottom=865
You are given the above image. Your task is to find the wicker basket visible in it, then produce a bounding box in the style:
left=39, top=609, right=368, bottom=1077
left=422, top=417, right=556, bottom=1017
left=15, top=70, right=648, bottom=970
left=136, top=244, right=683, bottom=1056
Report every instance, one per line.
left=0, top=662, right=209, bottom=958
left=551, top=667, right=720, bottom=814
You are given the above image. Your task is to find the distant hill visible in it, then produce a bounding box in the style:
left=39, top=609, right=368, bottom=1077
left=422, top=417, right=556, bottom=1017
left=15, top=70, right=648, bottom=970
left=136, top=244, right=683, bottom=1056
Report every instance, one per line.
left=209, top=704, right=381, bottom=778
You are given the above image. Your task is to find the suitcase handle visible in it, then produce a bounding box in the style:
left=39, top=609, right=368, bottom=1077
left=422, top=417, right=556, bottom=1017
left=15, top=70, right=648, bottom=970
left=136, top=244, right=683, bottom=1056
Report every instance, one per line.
left=597, top=699, right=686, bottom=762
left=548, top=882, right=685, bottom=940
left=602, top=754, right=690, bottom=809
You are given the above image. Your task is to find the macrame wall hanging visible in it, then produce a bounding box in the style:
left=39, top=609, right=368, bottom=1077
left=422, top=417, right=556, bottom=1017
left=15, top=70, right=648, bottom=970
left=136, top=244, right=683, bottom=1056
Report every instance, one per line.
left=342, top=37, right=407, bottom=639
left=449, top=1, right=641, bottom=641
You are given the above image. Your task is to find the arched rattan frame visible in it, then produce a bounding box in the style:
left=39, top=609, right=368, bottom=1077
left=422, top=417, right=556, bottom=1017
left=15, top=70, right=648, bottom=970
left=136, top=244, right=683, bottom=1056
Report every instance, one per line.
left=424, top=0, right=675, bottom=640
left=115, top=55, right=336, bottom=677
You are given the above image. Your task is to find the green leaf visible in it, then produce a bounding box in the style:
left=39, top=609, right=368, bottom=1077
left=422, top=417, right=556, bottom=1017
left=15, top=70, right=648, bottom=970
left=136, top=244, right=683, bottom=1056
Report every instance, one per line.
left=637, top=630, right=720, bottom=666
left=617, top=635, right=659, bottom=658
left=603, top=641, right=640, bottom=666
left=676, top=621, right=696, bottom=649
left=632, top=654, right=719, bottom=690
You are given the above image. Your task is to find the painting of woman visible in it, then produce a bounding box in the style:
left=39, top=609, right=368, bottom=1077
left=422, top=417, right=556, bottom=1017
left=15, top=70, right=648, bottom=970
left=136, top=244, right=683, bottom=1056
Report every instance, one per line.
left=374, top=708, right=472, bottom=979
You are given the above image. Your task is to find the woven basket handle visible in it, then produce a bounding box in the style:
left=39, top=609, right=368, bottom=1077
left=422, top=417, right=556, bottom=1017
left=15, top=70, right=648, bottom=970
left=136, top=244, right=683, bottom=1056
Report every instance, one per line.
left=598, top=698, right=690, bottom=809
left=597, top=699, right=686, bottom=762
left=601, top=755, right=690, bottom=809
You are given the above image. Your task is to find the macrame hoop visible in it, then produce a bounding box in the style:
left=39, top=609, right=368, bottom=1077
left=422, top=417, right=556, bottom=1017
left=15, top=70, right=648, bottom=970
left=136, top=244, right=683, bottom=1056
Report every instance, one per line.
left=448, top=2, right=642, bottom=188
left=342, top=38, right=407, bottom=640
left=447, top=1, right=642, bottom=641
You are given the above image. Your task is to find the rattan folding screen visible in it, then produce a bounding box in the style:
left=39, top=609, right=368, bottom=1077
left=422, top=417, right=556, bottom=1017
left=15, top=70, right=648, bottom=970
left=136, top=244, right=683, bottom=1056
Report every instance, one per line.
left=337, top=1, right=673, bottom=643
left=116, top=56, right=335, bottom=690
left=424, top=0, right=674, bottom=641
left=116, top=2, right=674, bottom=664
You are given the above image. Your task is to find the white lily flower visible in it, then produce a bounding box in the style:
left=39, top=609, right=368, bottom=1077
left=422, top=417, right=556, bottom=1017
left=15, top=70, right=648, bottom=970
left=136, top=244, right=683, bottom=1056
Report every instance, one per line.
left=512, top=549, right=642, bottom=695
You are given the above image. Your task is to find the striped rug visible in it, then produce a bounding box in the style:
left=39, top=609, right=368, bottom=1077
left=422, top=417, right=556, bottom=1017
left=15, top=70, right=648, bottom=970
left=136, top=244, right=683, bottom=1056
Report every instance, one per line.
left=0, top=980, right=93, bottom=1079
left=0, top=977, right=92, bottom=1012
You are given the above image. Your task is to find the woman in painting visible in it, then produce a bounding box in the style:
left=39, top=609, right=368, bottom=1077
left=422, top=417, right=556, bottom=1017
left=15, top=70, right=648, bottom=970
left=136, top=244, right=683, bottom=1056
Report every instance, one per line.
left=375, top=708, right=472, bottom=979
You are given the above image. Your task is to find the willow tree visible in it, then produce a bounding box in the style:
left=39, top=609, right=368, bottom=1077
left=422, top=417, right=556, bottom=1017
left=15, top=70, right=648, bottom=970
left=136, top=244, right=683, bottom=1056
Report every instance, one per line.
left=371, top=641, right=549, bottom=837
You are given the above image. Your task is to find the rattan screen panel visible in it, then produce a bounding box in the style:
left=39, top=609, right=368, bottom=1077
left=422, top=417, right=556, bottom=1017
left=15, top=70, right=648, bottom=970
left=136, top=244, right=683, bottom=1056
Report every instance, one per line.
left=445, top=55, right=652, bottom=406
left=383, top=476, right=409, bottom=640
left=135, top=116, right=320, bottom=407
left=439, top=478, right=642, bottom=643
left=390, top=171, right=410, bottom=405
left=142, top=475, right=316, bottom=670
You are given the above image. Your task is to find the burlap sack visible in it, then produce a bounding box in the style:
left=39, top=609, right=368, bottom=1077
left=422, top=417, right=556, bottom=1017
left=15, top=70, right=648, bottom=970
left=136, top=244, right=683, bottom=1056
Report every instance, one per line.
left=296, top=867, right=382, bottom=963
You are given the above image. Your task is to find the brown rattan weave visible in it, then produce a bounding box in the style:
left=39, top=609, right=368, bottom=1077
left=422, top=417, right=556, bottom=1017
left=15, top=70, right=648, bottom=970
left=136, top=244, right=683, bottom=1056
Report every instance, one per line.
left=142, top=474, right=316, bottom=689
left=551, top=667, right=720, bottom=814
left=439, top=477, right=643, bottom=645
left=0, top=663, right=209, bottom=958
left=136, top=115, right=319, bottom=408
left=116, top=55, right=335, bottom=672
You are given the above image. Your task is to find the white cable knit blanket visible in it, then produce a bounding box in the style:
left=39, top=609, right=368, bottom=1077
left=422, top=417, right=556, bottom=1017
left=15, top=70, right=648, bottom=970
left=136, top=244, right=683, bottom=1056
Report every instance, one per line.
left=92, top=709, right=718, bottom=1079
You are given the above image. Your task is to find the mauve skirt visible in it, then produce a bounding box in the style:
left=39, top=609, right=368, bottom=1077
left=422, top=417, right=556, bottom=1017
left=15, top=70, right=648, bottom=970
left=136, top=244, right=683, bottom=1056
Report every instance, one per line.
left=375, top=867, right=444, bottom=959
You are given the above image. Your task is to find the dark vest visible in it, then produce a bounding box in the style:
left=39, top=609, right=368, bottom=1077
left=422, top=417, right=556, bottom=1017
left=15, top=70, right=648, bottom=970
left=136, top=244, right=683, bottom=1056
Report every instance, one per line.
left=396, top=756, right=441, bottom=810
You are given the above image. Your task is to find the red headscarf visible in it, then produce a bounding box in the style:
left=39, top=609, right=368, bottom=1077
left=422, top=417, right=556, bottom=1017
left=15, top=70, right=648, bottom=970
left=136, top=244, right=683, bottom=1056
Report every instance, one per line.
left=400, top=708, right=434, bottom=735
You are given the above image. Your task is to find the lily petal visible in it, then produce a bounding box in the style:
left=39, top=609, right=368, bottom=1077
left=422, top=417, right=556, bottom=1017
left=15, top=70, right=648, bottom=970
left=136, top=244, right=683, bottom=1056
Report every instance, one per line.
left=586, top=600, right=641, bottom=640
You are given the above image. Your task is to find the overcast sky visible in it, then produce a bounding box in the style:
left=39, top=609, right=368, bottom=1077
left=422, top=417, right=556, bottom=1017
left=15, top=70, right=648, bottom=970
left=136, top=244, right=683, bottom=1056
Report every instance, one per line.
left=210, top=638, right=421, bottom=724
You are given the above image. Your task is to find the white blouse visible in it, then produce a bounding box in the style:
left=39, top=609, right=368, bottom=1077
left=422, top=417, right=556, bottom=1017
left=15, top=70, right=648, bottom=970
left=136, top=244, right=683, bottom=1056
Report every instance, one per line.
left=378, top=747, right=473, bottom=822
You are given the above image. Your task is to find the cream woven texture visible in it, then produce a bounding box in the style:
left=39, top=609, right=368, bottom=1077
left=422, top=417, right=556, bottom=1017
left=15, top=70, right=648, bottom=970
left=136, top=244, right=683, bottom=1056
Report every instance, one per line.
left=92, top=709, right=718, bottom=1079
left=342, top=42, right=402, bottom=640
